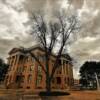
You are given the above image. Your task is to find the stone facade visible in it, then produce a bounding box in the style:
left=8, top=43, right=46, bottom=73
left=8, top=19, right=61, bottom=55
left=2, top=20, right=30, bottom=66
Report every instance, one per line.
left=5, top=45, right=74, bottom=90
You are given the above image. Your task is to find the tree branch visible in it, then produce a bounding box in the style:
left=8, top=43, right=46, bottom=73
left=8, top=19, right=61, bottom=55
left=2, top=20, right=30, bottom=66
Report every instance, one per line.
left=30, top=52, right=47, bottom=74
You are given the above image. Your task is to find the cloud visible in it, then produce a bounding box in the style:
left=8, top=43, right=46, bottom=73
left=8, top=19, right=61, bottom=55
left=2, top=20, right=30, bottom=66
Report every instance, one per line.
left=0, top=0, right=100, bottom=79
left=0, top=0, right=36, bottom=59
left=69, top=35, right=100, bottom=78
left=0, top=0, right=30, bottom=38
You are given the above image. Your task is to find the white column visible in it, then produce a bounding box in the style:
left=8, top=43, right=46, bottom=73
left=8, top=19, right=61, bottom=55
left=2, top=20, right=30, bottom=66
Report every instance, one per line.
left=67, top=62, right=69, bottom=77
left=9, top=57, right=13, bottom=70
left=15, top=55, right=20, bottom=71
left=12, top=56, right=16, bottom=70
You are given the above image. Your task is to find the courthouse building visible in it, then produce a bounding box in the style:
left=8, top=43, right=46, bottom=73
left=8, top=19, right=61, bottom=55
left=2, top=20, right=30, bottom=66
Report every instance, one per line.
left=5, top=45, right=74, bottom=90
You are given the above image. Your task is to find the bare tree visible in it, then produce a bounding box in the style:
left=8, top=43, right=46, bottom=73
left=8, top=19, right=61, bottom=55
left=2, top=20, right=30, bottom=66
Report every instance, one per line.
left=30, top=12, right=79, bottom=92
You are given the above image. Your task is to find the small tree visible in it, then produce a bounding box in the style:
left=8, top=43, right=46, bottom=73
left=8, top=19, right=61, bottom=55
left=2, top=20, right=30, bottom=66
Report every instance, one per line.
left=0, top=58, right=8, bottom=82
left=30, top=12, right=79, bottom=92
left=79, top=61, right=100, bottom=90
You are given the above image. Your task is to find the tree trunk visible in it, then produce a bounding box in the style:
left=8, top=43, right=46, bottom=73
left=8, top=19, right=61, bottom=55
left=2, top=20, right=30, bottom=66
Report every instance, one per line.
left=85, top=72, right=88, bottom=89
left=95, top=72, right=100, bottom=91
left=46, top=76, right=51, bottom=93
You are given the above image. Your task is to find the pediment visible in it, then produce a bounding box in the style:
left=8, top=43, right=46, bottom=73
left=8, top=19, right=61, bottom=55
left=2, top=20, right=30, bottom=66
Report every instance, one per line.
left=8, top=48, right=20, bottom=55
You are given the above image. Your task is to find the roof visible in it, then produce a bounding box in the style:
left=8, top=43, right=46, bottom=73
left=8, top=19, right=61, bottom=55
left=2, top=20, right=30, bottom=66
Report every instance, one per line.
left=8, top=47, right=23, bottom=54
left=8, top=44, right=42, bottom=54
left=61, top=54, right=72, bottom=61
left=8, top=45, right=72, bottom=61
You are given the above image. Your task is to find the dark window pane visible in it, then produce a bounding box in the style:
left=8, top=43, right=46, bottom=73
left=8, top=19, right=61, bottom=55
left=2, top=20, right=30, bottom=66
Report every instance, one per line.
left=57, top=77, right=61, bottom=84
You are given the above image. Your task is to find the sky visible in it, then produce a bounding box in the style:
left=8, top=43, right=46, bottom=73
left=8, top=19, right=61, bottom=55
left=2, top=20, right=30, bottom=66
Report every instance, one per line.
left=0, top=0, right=100, bottom=79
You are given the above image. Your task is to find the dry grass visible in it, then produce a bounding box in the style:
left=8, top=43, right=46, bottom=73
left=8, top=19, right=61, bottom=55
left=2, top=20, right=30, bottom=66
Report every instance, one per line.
left=0, top=89, right=100, bottom=100
left=61, top=91, right=100, bottom=100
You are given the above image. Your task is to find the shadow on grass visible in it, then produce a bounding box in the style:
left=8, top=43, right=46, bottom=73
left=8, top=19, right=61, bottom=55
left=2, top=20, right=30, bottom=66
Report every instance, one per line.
left=39, top=91, right=70, bottom=96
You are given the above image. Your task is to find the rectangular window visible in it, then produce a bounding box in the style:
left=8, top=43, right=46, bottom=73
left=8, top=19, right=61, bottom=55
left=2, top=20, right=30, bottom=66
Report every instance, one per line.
left=21, top=76, right=25, bottom=83
left=22, top=66, right=27, bottom=72
left=36, top=75, right=42, bottom=86
left=30, top=65, right=34, bottom=71
left=28, top=75, right=32, bottom=83
left=38, top=66, right=42, bottom=73
left=36, top=66, right=42, bottom=86
left=15, top=75, right=20, bottom=83
left=57, top=77, right=61, bottom=84
left=17, top=67, right=23, bottom=73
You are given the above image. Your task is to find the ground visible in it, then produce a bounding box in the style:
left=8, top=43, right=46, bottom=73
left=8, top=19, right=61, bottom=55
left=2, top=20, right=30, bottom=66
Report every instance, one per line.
left=65, top=91, right=100, bottom=100
left=0, top=89, right=100, bottom=100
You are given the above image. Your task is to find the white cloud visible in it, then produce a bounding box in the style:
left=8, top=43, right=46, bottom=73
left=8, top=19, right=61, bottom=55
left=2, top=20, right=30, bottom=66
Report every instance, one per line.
left=76, top=36, right=97, bottom=43
left=60, top=0, right=69, bottom=9
left=0, top=0, right=34, bottom=60
left=78, top=0, right=99, bottom=21
left=0, top=0, right=30, bottom=40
